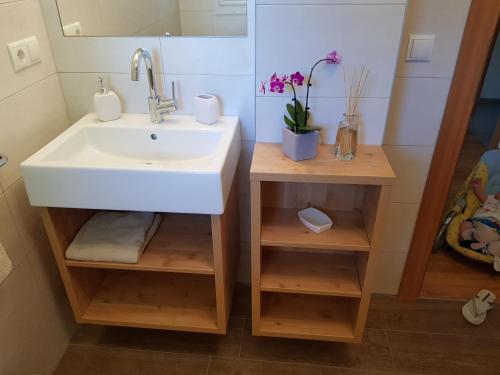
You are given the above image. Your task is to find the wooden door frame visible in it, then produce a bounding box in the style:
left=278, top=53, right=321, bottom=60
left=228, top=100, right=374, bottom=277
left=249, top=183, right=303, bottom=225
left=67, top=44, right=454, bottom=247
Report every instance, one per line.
left=399, top=0, right=500, bottom=301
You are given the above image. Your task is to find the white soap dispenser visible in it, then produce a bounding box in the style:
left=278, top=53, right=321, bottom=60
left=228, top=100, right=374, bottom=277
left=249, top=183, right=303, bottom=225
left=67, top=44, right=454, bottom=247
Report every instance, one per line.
left=93, top=77, right=121, bottom=122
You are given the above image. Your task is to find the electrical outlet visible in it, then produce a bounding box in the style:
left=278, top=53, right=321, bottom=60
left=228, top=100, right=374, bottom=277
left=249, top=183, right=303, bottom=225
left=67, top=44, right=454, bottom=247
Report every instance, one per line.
left=63, top=22, right=82, bottom=36
left=7, top=36, right=41, bottom=72
left=7, top=40, right=31, bottom=71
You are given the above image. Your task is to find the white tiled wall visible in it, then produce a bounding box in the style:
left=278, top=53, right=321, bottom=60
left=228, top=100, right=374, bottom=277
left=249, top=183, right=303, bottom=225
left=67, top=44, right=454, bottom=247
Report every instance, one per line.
left=375, top=0, right=472, bottom=294
left=8, top=0, right=471, bottom=300
left=255, top=2, right=406, bottom=144
left=40, top=0, right=256, bottom=282
left=56, top=0, right=182, bottom=36
left=0, top=0, right=74, bottom=373
left=178, top=0, right=247, bottom=36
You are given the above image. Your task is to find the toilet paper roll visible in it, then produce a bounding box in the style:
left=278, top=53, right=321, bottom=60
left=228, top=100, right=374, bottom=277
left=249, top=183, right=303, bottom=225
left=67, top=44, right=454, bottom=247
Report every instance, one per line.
left=194, top=94, right=220, bottom=125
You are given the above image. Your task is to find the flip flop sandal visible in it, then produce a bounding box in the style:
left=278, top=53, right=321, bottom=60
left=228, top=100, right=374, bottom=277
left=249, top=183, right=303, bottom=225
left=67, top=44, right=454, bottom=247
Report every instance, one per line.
left=474, top=289, right=496, bottom=315
left=462, top=289, right=496, bottom=325
left=462, top=300, right=486, bottom=325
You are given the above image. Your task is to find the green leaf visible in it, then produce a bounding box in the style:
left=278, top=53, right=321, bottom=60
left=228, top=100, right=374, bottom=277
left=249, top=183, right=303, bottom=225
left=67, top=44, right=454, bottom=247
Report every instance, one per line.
left=295, top=101, right=306, bottom=127
left=295, top=100, right=305, bottom=115
left=283, top=115, right=296, bottom=129
left=296, top=125, right=321, bottom=133
left=286, top=101, right=307, bottom=127
left=286, top=103, right=296, bottom=119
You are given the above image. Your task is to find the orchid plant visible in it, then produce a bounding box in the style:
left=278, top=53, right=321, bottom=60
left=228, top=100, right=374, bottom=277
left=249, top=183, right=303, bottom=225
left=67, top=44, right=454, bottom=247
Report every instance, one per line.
left=260, top=50, right=342, bottom=134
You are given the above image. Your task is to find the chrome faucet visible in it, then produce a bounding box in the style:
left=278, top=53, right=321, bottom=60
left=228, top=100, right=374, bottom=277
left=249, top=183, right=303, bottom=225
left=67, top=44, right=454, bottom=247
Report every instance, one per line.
left=131, top=48, right=177, bottom=123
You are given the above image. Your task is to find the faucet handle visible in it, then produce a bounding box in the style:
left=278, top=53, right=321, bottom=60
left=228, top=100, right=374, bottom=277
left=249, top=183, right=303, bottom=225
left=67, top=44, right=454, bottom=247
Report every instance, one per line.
left=170, top=81, right=176, bottom=101
left=157, top=98, right=177, bottom=113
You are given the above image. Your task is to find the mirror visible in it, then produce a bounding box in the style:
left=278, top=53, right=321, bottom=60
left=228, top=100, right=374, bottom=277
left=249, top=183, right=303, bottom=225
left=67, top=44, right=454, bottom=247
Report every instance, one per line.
left=55, top=0, right=247, bottom=37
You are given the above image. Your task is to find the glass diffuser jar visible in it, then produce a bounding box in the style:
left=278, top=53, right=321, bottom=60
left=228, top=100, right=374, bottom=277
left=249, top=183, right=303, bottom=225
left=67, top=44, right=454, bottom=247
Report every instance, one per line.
left=334, top=113, right=358, bottom=160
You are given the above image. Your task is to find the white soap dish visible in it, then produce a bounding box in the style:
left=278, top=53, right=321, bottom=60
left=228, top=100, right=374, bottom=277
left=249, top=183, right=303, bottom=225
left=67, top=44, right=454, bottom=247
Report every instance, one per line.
left=298, top=207, right=333, bottom=234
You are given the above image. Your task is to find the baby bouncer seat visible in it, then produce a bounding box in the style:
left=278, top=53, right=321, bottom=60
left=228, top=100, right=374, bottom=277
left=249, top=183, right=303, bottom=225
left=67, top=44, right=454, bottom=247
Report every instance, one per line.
left=436, top=149, right=500, bottom=264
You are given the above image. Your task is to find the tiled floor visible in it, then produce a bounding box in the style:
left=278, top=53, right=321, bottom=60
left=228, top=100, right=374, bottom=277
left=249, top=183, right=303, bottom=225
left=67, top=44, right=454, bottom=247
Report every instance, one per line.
left=54, top=285, right=500, bottom=375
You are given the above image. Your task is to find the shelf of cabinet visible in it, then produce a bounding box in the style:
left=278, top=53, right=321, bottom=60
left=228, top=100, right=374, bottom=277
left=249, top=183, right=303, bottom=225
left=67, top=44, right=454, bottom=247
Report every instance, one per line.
left=250, top=143, right=395, bottom=185
left=258, top=293, right=358, bottom=342
left=79, top=270, right=219, bottom=333
left=65, top=214, right=214, bottom=275
left=261, top=207, right=369, bottom=252
left=261, top=250, right=362, bottom=298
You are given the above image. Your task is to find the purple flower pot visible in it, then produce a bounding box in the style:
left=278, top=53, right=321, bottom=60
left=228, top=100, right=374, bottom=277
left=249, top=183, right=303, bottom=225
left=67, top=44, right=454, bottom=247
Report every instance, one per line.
left=282, top=128, right=319, bottom=161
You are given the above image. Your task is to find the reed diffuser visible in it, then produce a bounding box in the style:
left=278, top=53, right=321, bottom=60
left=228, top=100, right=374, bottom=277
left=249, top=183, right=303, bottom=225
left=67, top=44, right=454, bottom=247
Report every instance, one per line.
left=335, top=66, right=369, bottom=160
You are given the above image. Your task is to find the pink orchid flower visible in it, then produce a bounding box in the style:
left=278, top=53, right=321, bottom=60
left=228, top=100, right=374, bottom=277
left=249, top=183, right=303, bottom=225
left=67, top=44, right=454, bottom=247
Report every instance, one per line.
left=290, top=71, right=305, bottom=86
left=326, top=50, right=342, bottom=64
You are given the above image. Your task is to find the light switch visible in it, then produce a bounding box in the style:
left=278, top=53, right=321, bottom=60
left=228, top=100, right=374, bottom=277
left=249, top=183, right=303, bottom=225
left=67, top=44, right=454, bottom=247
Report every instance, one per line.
left=406, top=34, right=435, bottom=61
left=27, top=36, right=41, bottom=63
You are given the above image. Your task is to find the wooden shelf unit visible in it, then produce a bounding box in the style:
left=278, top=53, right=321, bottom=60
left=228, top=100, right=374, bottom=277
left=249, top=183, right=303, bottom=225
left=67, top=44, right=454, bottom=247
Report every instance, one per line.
left=261, top=207, right=369, bottom=251
left=65, top=214, right=215, bottom=275
left=250, top=143, right=394, bottom=343
left=261, top=249, right=362, bottom=298
left=41, top=178, right=240, bottom=335
left=77, top=269, right=218, bottom=332
left=260, top=292, right=358, bottom=341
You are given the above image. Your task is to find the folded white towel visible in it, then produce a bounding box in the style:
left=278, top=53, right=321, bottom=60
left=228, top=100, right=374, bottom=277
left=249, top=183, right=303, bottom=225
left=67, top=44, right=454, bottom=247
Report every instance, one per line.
left=66, top=211, right=162, bottom=264
left=0, top=242, right=13, bottom=284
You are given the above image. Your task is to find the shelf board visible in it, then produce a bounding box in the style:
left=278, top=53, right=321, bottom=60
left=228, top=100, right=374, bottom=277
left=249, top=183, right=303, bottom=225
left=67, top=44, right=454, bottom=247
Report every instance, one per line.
left=65, top=213, right=214, bottom=275
left=250, top=143, right=396, bottom=185
left=261, top=207, right=370, bottom=251
left=80, top=270, right=219, bottom=333
left=261, top=250, right=362, bottom=297
left=258, top=293, right=358, bottom=342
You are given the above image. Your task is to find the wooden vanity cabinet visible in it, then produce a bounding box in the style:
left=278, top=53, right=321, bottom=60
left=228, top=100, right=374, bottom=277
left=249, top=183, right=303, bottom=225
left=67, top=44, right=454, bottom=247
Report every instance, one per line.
left=41, top=178, right=240, bottom=334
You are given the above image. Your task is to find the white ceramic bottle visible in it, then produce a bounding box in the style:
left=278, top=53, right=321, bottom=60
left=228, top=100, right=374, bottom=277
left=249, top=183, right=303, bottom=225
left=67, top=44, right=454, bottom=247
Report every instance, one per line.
left=93, top=77, right=121, bottom=122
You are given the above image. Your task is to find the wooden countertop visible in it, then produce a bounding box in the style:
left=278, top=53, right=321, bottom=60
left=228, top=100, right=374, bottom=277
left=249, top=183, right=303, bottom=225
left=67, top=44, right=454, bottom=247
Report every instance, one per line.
left=250, top=143, right=395, bottom=185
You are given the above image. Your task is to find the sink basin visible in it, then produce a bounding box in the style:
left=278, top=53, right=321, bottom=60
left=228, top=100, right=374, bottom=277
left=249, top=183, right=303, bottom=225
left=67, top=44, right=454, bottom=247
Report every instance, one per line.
left=22, top=113, right=240, bottom=214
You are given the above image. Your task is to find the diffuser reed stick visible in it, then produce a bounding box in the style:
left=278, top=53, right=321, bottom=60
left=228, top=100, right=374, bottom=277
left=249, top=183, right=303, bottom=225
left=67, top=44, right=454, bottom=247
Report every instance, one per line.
left=343, top=65, right=369, bottom=115
left=335, top=65, right=369, bottom=160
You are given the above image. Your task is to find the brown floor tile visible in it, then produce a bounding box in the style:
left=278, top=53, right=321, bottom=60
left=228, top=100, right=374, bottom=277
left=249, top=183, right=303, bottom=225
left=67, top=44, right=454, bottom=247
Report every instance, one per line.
left=71, top=324, right=106, bottom=345
left=207, top=357, right=323, bottom=375
left=321, top=368, right=425, bottom=375
left=240, top=323, right=393, bottom=370
left=484, top=307, right=500, bottom=336
left=97, top=317, right=244, bottom=357
left=53, top=345, right=209, bottom=375
left=207, top=359, right=424, bottom=375
left=388, top=331, right=500, bottom=375
left=421, top=251, right=500, bottom=301
left=367, top=295, right=497, bottom=337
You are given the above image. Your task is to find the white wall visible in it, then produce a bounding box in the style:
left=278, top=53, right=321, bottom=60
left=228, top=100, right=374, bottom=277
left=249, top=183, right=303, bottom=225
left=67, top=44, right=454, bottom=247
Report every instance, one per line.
left=0, top=0, right=74, bottom=373
left=377, top=0, right=471, bottom=294
left=40, top=0, right=255, bottom=282
left=36, top=0, right=471, bottom=294
left=179, top=0, right=247, bottom=36
left=255, top=1, right=406, bottom=145
left=56, top=0, right=181, bottom=36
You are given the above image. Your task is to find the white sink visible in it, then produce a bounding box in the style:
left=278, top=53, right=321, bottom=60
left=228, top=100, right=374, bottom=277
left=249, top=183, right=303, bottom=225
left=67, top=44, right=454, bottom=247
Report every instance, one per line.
left=22, top=113, right=240, bottom=214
